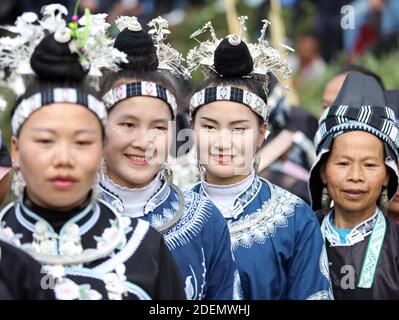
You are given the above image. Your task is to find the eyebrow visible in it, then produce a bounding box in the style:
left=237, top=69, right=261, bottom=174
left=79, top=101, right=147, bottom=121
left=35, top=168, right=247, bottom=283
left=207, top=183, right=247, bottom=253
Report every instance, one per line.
left=230, top=120, right=251, bottom=125
left=118, top=113, right=170, bottom=123
left=199, top=117, right=251, bottom=125
left=74, top=129, right=97, bottom=135
left=30, top=128, right=97, bottom=135
left=30, top=128, right=57, bottom=134
left=338, top=155, right=380, bottom=161
left=199, top=116, right=218, bottom=124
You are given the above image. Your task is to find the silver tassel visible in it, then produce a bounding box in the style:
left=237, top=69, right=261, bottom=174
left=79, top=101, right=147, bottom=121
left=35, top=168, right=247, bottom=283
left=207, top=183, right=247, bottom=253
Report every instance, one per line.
left=379, top=187, right=389, bottom=215
left=321, top=186, right=331, bottom=215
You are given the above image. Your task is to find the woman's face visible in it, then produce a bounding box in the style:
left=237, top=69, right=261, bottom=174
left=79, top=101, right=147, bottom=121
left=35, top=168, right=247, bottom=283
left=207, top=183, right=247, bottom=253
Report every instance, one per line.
left=193, top=100, right=267, bottom=185
left=12, top=103, right=103, bottom=211
left=103, top=96, right=172, bottom=189
left=320, top=130, right=389, bottom=218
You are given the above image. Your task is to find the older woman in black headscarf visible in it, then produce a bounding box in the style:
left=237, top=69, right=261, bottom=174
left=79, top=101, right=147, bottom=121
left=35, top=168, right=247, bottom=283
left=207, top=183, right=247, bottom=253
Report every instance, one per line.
left=309, top=72, right=399, bottom=299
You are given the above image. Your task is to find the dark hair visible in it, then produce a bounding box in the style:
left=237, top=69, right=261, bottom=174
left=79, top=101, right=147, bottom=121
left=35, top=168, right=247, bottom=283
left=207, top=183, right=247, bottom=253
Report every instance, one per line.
left=191, top=37, right=267, bottom=125
left=113, top=28, right=159, bottom=72
left=30, top=33, right=88, bottom=82
left=214, top=37, right=253, bottom=77
left=13, top=33, right=105, bottom=138
left=101, top=27, right=178, bottom=118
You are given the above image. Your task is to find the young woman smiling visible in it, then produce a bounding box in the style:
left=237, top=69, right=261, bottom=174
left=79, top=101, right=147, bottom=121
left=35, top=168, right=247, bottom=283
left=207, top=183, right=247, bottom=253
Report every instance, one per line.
left=189, top=18, right=332, bottom=300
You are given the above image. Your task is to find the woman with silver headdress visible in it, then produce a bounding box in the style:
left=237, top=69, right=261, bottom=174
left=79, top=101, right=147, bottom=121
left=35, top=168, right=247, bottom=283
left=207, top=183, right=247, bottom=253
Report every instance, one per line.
left=98, top=16, right=240, bottom=300
left=188, top=17, right=332, bottom=300
left=309, top=72, right=399, bottom=299
left=0, top=5, right=185, bottom=300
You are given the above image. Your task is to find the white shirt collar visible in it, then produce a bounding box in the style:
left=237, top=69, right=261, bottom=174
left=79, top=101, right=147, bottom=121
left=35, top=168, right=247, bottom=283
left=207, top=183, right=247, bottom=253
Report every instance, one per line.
left=201, top=171, right=255, bottom=219
left=101, top=172, right=163, bottom=218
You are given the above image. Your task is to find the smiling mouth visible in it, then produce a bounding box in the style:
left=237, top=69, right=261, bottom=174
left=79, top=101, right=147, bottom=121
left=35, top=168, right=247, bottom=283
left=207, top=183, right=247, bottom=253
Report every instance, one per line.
left=125, top=154, right=150, bottom=167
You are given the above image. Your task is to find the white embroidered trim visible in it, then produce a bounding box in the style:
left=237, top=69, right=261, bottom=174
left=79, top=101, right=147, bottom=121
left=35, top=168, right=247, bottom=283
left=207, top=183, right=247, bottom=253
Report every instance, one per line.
left=93, top=218, right=150, bottom=273
left=323, top=209, right=378, bottom=247
left=229, top=181, right=302, bottom=250
left=160, top=192, right=213, bottom=250
left=306, top=290, right=333, bottom=300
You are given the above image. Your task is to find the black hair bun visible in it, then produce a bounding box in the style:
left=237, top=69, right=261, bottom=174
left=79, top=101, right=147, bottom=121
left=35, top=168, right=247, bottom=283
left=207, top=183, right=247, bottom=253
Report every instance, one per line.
left=214, top=37, right=253, bottom=77
left=114, top=28, right=159, bottom=72
left=30, top=33, right=88, bottom=82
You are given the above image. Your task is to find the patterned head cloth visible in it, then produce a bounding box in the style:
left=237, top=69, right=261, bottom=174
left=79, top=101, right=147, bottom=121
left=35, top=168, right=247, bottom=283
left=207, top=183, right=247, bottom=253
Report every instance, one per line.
left=309, top=72, right=399, bottom=211
left=385, top=89, right=399, bottom=119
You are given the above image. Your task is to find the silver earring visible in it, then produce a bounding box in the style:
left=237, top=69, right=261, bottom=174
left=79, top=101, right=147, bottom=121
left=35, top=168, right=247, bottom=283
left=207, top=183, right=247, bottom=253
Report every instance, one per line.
left=163, top=159, right=173, bottom=183
left=321, top=186, right=331, bottom=215
left=97, top=158, right=106, bottom=181
left=379, top=187, right=389, bottom=215
left=90, top=177, right=100, bottom=204
left=11, top=168, right=25, bottom=201
left=253, top=152, right=261, bottom=173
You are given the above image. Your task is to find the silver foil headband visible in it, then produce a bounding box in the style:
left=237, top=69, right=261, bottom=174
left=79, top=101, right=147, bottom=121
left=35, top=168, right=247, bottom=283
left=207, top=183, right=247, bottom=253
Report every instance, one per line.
left=102, top=81, right=177, bottom=117
left=190, top=86, right=269, bottom=121
left=12, top=88, right=107, bottom=135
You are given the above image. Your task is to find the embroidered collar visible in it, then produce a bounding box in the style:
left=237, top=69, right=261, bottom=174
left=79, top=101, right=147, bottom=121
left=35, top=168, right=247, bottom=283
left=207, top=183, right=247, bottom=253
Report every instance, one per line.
left=16, top=192, right=99, bottom=237
left=199, top=171, right=261, bottom=219
left=323, top=208, right=380, bottom=247
left=99, top=173, right=170, bottom=217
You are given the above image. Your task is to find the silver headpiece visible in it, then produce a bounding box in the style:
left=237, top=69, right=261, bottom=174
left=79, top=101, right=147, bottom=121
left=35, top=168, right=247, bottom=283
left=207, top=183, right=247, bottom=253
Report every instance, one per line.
left=0, top=4, right=127, bottom=94
left=0, top=4, right=128, bottom=134
left=187, top=17, right=293, bottom=83
left=148, top=16, right=190, bottom=78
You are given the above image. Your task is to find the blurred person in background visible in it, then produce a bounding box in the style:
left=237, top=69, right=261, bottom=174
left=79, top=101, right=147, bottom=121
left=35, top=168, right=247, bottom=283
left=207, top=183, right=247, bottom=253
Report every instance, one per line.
left=0, top=130, right=11, bottom=205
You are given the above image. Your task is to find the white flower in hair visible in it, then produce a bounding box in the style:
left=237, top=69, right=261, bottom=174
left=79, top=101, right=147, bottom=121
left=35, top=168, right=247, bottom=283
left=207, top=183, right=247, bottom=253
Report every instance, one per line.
left=82, top=14, right=127, bottom=79
left=147, top=16, right=190, bottom=78
left=0, top=6, right=127, bottom=94
left=2, top=12, right=40, bottom=41
left=80, top=13, right=110, bottom=36
left=0, top=4, right=69, bottom=80
left=115, top=16, right=142, bottom=32
left=0, top=12, right=43, bottom=77
left=40, top=4, right=68, bottom=33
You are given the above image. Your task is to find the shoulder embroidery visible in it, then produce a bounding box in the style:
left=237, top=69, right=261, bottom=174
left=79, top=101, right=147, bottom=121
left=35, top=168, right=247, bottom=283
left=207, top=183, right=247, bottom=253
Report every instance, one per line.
left=229, top=183, right=302, bottom=251
left=159, top=191, right=213, bottom=250
left=306, top=290, right=333, bottom=300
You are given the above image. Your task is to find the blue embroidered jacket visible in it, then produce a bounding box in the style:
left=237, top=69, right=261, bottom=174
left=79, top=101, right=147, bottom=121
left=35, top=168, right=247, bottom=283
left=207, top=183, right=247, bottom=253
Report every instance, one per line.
left=100, top=181, right=241, bottom=300
left=193, top=175, right=333, bottom=300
